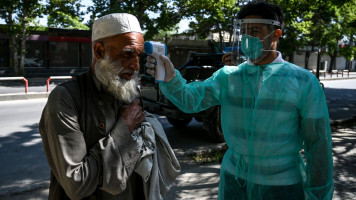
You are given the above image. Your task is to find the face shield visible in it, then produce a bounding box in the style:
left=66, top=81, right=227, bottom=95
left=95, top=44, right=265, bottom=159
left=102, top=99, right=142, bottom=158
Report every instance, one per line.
left=231, top=18, right=280, bottom=64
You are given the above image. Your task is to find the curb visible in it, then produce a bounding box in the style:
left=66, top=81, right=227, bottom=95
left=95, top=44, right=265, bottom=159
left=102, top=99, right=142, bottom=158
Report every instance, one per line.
left=0, top=180, right=49, bottom=198
left=330, top=116, right=356, bottom=127
left=320, top=76, right=356, bottom=81
left=0, top=92, right=49, bottom=101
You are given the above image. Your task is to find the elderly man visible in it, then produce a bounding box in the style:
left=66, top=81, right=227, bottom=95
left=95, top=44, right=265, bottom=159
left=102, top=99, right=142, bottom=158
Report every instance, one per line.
left=39, top=13, right=180, bottom=200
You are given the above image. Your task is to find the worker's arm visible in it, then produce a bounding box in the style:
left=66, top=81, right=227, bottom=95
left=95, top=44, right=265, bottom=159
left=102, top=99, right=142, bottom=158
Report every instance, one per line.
left=299, top=77, right=334, bottom=200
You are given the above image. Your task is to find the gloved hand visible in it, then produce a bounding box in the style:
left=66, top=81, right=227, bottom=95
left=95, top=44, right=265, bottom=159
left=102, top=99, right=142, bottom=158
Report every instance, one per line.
left=146, top=54, right=176, bottom=82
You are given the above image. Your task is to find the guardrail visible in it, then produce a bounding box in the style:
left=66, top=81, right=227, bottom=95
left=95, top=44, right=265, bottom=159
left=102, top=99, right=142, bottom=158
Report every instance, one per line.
left=0, top=77, right=28, bottom=93
left=46, top=76, right=72, bottom=92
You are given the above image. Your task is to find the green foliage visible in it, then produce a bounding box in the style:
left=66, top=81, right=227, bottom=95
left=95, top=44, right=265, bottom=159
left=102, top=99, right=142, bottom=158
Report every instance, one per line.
left=87, top=0, right=182, bottom=40
left=191, top=148, right=226, bottom=164
left=48, top=11, right=89, bottom=30
left=0, top=0, right=44, bottom=75
left=177, top=0, right=243, bottom=45
left=46, top=0, right=86, bottom=29
left=339, top=45, right=355, bottom=61
left=271, top=0, right=356, bottom=65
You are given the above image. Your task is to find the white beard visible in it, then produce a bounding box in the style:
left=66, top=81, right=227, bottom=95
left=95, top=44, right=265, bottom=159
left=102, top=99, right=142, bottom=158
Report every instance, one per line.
left=94, top=56, right=139, bottom=103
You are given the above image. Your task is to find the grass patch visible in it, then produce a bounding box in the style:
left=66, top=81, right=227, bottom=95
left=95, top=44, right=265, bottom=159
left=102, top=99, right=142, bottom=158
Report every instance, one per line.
left=191, top=148, right=227, bottom=164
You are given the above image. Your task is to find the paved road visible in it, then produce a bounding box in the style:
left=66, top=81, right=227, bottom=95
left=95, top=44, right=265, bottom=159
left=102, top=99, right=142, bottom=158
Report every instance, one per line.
left=323, top=79, right=356, bottom=121
left=0, top=99, right=49, bottom=197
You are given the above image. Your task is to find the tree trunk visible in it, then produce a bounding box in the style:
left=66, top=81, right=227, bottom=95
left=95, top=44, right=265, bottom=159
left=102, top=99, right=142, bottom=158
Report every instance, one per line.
left=349, top=32, right=354, bottom=71
left=10, top=35, right=19, bottom=75
left=329, top=54, right=336, bottom=73
left=19, top=13, right=28, bottom=76
left=288, top=52, right=294, bottom=63
left=218, top=28, right=223, bottom=52
left=228, top=30, right=232, bottom=46
left=6, top=11, right=19, bottom=75
left=304, top=51, right=310, bottom=69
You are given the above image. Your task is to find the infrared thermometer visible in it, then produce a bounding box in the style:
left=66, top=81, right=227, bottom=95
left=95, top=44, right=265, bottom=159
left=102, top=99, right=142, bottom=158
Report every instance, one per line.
left=144, top=41, right=167, bottom=82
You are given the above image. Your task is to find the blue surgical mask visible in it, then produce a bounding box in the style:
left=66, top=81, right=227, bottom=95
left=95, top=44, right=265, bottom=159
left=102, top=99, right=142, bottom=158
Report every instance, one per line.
left=241, top=31, right=275, bottom=60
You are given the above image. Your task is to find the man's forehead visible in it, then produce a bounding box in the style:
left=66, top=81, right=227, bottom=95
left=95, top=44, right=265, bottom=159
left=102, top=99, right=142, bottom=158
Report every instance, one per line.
left=240, top=24, right=267, bottom=33
left=105, top=33, right=143, bottom=47
left=244, top=24, right=265, bottom=29
left=121, top=47, right=141, bottom=53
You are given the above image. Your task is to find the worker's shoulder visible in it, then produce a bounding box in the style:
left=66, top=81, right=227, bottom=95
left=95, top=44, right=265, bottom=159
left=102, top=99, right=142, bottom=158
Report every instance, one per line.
left=216, top=65, right=241, bottom=75
left=283, top=61, right=316, bottom=81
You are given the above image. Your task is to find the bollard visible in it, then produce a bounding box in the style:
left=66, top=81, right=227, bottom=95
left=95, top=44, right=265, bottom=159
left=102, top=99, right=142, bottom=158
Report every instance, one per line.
left=0, top=77, right=29, bottom=93
left=46, top=76, right=72, bottom=92
left=22, top=77, right=28, bottom=93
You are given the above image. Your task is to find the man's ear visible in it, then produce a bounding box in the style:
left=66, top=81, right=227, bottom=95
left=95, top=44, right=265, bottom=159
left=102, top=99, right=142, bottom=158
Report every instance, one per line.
left=273, top=29, right=282, bottom=41
left=93, top=42, right=105, bottom=59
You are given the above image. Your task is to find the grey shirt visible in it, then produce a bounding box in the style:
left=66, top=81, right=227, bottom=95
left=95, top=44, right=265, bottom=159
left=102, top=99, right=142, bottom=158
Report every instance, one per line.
left=39, top=72, right=142, bottom=200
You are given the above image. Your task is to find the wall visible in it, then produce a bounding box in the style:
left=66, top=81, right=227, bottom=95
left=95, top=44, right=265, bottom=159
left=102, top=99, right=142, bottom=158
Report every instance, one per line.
left=292, top=51, right=353, bottom=71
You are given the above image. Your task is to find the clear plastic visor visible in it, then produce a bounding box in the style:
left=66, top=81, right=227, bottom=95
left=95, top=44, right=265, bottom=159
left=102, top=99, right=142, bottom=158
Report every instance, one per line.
left=239, top=19, right=279, bottom=37
left=231, top=19, right=279, bottom=65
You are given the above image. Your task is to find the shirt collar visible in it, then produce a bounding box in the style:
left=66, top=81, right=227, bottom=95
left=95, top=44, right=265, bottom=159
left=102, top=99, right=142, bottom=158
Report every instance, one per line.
left=243, top=51, right=285, bottom=80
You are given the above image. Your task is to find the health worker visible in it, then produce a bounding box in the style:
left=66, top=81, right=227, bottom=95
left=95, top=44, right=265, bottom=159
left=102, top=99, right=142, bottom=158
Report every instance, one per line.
left=146, top=1, right=334, bottom=200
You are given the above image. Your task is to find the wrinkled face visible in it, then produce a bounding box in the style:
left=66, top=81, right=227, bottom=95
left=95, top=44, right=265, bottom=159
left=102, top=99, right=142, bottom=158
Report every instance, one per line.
left=93, top=32, right=144, bottom=80
left=107, top=33, right=144, bottom=80
left=93, top=32, right=144, bottom=103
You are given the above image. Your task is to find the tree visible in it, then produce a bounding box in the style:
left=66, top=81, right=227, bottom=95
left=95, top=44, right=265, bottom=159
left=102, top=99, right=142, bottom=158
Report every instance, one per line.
left=337, top=0, right=356, bottom=71
left=269, top=0, right=308, bottom=63
left=0, top=0, right=43, bottom=75
left=0, top=0, right=19, bottom=74
left=272, top=0, right=355, bottom=72
left=87, top=0, right=182, bottom=40
left=46, top=0, right=88, bottom=30
left=177, top=0, right=243, bottom=52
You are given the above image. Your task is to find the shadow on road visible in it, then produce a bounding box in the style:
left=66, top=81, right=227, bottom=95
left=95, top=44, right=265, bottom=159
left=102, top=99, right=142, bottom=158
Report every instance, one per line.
left=324, top=88, right=356, bottom=121
left=164, top=163, right=220, bottom=200
left=331, top=123, right=356, bottom=200
left=0, top=123, right=49, bottom=197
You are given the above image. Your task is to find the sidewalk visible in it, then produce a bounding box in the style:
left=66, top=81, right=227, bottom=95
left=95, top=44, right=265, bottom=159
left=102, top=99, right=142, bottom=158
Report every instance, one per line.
left=318, top=71, right=356, bottom=80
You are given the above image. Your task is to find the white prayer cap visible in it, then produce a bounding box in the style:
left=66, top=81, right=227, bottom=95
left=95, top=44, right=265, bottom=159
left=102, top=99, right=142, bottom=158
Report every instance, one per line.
left=92, top=13, right=142, bottom=42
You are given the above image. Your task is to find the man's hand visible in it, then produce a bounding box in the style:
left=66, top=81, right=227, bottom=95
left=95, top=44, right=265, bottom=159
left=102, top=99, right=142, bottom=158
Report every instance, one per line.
left=120, top=99, right=145, bottom=133
left=146, top=54, right=176, bottom=82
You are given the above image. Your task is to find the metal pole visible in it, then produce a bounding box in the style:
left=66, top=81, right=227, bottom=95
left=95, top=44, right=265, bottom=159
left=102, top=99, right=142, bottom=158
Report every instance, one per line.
left=22, top=78, right=28, bottom=93
left=46, top=77, right=51, bottom=92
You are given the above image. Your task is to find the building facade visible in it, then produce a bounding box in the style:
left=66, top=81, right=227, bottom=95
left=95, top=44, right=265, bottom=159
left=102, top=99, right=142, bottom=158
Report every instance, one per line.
left=0, top=27, right=92, bottom=77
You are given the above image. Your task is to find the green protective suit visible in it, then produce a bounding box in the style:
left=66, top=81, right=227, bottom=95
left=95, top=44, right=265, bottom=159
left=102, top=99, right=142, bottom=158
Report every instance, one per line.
left=159, top=62, right=334, bottom=200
